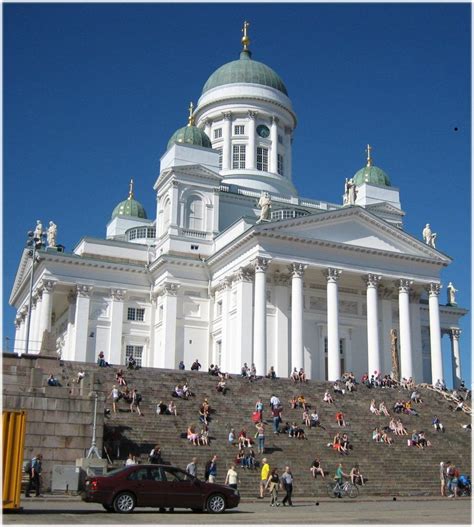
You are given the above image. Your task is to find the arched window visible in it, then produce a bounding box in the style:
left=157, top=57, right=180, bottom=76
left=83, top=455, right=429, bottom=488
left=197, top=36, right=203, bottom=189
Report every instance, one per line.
left=186, top=196, right=203, bottom=231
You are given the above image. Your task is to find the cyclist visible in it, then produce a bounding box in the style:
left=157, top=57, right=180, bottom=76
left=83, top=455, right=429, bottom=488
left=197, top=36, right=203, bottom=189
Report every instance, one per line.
left=334, top=462, right=350, bottom=498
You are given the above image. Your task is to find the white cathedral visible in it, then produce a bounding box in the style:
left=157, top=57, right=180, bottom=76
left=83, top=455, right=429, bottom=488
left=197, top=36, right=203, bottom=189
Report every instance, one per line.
left=10, top=23, right=466, bottom=386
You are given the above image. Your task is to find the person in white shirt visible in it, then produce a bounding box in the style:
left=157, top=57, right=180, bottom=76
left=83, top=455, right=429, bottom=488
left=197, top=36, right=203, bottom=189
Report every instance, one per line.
left=224, top=463, right=239, bottom=490
left=125, top=454, right=137, bottom=466
left=186, top=457, right=198, bottom=477
left=270, top=395, right=281, bottom=409
left=108, top=385, right=120, bottom=414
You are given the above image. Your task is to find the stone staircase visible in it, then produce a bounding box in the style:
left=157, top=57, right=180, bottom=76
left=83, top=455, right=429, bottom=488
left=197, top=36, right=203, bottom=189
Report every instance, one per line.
left=3, top=355, right=471, bottom=497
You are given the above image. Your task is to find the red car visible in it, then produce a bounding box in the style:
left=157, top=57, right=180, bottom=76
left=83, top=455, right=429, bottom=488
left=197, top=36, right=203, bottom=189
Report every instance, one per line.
left=81, top=464, right=240, bottom=514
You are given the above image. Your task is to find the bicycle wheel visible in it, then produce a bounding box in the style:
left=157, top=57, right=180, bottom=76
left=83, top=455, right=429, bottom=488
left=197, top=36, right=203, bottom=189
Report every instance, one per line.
left=326, top=483, right=337, bottom=498
left=346, top=483, right=359, bottom=498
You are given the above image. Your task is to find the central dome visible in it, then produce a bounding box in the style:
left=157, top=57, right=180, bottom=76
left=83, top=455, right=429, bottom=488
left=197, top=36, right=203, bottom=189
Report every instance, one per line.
left=202, top=50, right=288, bottom=96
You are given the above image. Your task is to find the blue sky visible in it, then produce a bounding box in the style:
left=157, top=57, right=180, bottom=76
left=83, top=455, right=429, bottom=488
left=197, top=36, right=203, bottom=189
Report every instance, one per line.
left=4, top=3, right=471, bottom=386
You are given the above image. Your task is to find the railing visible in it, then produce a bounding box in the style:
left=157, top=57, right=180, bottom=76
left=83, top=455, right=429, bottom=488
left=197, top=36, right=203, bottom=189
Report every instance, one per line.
left=418, top=383, right=472, bottom=415
left=179, top=228, right=208, bottom=239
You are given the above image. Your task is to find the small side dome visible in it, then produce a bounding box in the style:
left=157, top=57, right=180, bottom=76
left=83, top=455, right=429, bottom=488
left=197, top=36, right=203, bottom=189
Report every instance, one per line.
left=353, top=145, right=391, bottom=187
left=111, top=179, right=148, bottom=219
left=167, top=102, right=212, bottom=151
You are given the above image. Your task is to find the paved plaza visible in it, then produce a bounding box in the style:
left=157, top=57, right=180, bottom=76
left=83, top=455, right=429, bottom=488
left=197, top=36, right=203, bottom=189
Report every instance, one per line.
left=4, top=497, right=471, bottom=524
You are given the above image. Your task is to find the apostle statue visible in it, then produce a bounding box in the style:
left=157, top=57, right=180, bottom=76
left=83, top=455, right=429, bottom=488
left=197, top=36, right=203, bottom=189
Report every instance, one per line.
left=47, top=221, right=58, bottom=248
left=256, top=191, right=272, bottom=223
left=447, top=282, right=458, bottom=306
left=34, top=220, right=43, bottom=240
left=422, top=223, right=437, bottom=248
left=344, top=178, right=357, bottom=206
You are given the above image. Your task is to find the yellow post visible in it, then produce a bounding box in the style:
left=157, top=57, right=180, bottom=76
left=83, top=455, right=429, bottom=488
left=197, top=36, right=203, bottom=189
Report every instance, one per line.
left=2, top=411, right=26, bottom=510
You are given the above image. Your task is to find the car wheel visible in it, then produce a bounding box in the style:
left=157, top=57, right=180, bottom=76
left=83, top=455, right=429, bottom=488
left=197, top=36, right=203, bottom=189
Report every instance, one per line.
left=206, top=494, right=226, bottom=513
left=102, top=504, right=114, bottom=512
left=113, top=491, right=136, bottom=513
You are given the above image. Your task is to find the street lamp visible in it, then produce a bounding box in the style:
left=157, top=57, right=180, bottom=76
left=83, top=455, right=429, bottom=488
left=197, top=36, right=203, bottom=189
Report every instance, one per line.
left=24, top=228, right=45, bottom=356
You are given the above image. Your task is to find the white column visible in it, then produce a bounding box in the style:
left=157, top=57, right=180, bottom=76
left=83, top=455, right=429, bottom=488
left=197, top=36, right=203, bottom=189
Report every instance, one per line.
left=219, top=279, right=232, bottom=372
left=170, top=180, right=179, bottom=230
left=285, top=126, right=292, bottom=180
left=290, top=263, right=306, bottom=371
left=32, top=292, right=42, bottom=352
left=366, top=274, right=382, bottom=376
left=14, top=317, right=22, bottom=356
left=204, top=119, right=212, bottom=140
left=29, top=295, right=39, bottom=354
left=326, top=268, right=342, bottom=381
left=64, top=292, right=76, bottom=361
left=449, top=328, right=462, bottom=389
left=427, top=282, right=443, bottom=384
left=234, top=269, right=254, bottom=374
left=161, top=283, right=179, bottom=369
left=19, top=310, right=28, bottom=355
left=72, top=285, right=93, bottom=362
left=108, top=289, right=126, bottom=366
left=398, top=279, right=414, bottom=380
left=37, top=280, right=55, bottom=346
left=274, top=275, right=290, bottom=378
left=222, top=111, right=232, bottom=170
left=253, top=257, right=270, bottom=376
left=247, top=111, right=257, bottom=169
left=270, top=116, right=278, bottom=174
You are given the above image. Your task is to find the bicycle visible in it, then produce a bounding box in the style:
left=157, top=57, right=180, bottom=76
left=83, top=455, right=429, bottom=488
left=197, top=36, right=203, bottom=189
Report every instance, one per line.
left=326, top=479, right=359, bottom=498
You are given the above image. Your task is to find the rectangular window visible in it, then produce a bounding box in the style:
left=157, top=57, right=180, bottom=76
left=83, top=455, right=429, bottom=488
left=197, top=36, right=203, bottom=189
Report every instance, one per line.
left=257, top=147, right=269, bottom=171
left=215, top=340, right=222, bottom=367
left=234, top=125, right=245, bottom=135
left=216, top=147, right=223, bottom=169
left=190, top=244, right=199, bottom=250
left=214, top=128, right=222, bottom=139
left=277, top=154, right=284, bottom=176
left=216, top=300, right=223, bottom=317
left=232, top=145, right=246, bottom=169
left=127, top=308, right=145, bottom=321
left=126, top=345, right=143, bottom=367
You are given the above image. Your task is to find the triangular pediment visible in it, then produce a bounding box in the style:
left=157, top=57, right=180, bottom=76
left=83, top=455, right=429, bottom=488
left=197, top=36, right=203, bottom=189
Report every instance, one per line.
left=365, top=202, right=405, bottom=216
left=256, top=207, right=450, bottom=262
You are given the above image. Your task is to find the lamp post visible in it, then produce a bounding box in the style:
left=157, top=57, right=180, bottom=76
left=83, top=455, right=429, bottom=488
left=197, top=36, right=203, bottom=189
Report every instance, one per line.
left=86, top=391, right=102, bottom=459
left=24, top=228, right=45, bottom=356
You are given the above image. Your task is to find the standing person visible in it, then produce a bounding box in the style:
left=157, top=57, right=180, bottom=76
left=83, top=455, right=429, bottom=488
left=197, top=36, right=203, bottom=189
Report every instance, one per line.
left=259, top=458, right=270, bottom=499
left=178, top=360, right=185, bottom=370
left=255, top=398, right=264, bottom=421
left=191, top=359, right=202, bottom=371
left=186, top=457, right=198, bottom=477
left=334, top=462, right=349, bottom=498
left=256, top=422, right=265, bottom=454
left=205, top=455, right=218, bottom=483
left=440, top=461, right=447, bottom=497
left=272, top=404, right=282, bottom=434
left=149, top=445, right=162, bottom=464
left=266, top=467, right=280, bottom=506
left=25, top=454, right=42, bottom=497
left=108, top=385, right=120, bottom=414
left=280, top=466, right=294, bottom=506
left=130, top=388, right=142, bottom=416
left=225, top=463, right=239, bottom=490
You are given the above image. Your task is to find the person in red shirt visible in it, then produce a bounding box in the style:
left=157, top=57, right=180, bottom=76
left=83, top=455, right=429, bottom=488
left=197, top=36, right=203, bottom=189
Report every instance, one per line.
left=336, top=411, right=345, bottom=427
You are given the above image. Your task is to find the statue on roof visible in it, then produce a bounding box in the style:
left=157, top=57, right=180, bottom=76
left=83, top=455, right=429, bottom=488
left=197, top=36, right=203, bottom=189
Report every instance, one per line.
left=256, top=191, right=272, bottom=223
left=422, top=223, right=437, bottom=248
left=447, top=282, right=458, bottom=306
left=344, top=178, right=357, bottom=206
left=47, top=221, right=57, bottom=248
left=34, top=220, right=43, bottom=240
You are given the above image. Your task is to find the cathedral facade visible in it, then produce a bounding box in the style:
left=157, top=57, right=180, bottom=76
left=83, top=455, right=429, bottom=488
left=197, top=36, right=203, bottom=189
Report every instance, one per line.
left=10, top=24, right=466, bottom=386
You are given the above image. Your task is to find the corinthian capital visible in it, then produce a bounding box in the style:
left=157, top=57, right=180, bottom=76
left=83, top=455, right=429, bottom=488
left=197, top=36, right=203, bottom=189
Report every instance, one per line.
left=450, top=328, right=461, bottom=340
left=254, top=257, right=270, bottom=273
left=111, top=288, right=127, bottom=301
left=248, top=110, right=258, bottom=120
left=366, top=274, right=382, bottom=288
left=290, top=263, right=307, bottom=278
left=41, top=279, right=56, bottom=293
left=223, top=111, right=233, bottom=121
left=234, top=268, right=253, bottom=283
left=397, top=279, right=413, bottom=293
left=427, top=282, right=442, bottom=297
left=76, top=284, right=93, bottom=298
left=326, top=268, right=342, bottom=283
left=163, top=282, right=179, bottom=296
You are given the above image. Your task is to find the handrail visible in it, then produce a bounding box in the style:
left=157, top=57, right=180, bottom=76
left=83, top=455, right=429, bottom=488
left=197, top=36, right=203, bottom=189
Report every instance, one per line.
left=418, top=383, right=472, bottom=415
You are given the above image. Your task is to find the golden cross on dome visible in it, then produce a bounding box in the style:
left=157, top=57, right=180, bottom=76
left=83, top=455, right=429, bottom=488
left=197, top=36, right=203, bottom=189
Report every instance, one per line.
left=128, top=178, right=134, bottom=200
left=187, top=101, right=195, bottom=126
left=366, top=144, right=373, bottom=167
left=241, top=20, right=250, bottom=51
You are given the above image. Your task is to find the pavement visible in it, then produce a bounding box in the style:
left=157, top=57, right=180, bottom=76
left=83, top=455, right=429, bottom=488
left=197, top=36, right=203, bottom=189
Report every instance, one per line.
left=3, top=495, right=471, bottom=524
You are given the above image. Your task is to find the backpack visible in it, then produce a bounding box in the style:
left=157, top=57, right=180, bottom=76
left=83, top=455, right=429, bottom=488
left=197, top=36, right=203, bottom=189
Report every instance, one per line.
left=24, top=460, right=32, bottom=474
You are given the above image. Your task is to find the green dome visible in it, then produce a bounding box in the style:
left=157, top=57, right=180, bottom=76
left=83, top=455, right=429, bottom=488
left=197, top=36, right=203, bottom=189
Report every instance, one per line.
left=167, top=124, right=212, bottom=151
left=202, top=50, right=288, bottom=96
left=112, top=198, right=147, bottom=220
left=353, top=165, right=391, bottom=187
